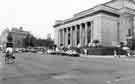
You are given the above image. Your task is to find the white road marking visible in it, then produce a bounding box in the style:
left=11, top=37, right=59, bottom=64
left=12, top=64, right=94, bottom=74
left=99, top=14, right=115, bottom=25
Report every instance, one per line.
left=106, top=76, right=135, bottom=84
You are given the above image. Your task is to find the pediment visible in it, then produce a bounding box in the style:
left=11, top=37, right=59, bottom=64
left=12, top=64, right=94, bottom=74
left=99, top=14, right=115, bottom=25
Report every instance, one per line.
left=105, top=0, right=135, bottom=10
left=119, top=7, right=135, bottom=15
left=74, top=5, right=119, bottom=18
left=105, top=0, right=124, bottom=9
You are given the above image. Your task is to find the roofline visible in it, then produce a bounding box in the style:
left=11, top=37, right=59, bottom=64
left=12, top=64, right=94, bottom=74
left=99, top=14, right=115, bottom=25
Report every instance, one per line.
left=74, top=0, right=116, bottom=17
left=53, top=9, right=120, bottom=28
left=103, top=0, right=116, bottom=5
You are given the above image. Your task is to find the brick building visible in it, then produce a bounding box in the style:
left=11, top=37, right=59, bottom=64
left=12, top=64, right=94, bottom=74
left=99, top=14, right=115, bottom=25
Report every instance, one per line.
left=0, top=27, right=30, bottom=48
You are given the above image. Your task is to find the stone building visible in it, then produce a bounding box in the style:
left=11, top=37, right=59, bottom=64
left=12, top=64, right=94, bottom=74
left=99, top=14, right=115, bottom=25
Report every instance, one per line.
left=53, top=0, right=135, bottom=48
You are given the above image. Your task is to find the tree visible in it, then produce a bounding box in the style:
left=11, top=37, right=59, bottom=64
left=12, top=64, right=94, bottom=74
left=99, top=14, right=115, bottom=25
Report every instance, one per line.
left=23, top=34, right=34, bottom=48
left=127, top=39, right=135, bottom=50
left=23, top=33, right=55, bottom=48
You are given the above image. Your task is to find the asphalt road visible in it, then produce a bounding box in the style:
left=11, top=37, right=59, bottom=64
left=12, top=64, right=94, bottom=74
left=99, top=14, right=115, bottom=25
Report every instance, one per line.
left=0, top=52, right=135, bottom=84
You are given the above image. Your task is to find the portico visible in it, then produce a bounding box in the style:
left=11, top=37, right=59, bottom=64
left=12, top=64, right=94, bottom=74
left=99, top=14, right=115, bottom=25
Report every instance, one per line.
left=56, top=21, right=93, bottom=48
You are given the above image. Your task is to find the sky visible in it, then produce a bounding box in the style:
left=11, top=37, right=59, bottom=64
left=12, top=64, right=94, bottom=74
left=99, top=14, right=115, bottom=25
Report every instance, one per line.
left=0, top=0, right=110, bottom=39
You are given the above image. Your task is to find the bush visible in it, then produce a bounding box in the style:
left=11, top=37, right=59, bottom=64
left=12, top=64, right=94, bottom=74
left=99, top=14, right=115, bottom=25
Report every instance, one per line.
left=85, top=47, right=126, bottom=55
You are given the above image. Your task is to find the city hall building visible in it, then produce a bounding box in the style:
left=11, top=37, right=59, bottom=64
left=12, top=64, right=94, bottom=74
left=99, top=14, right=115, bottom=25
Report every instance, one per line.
left=53, top=0, right=135, bottom=48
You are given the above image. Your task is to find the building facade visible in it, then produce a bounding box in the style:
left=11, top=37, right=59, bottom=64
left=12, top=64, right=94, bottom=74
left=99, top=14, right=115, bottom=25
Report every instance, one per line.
left=0, top=28, right=10, bottom=48
left=0, top=27, right=30, bottom=48
left=46, top=33, right=52, bottom=40
left=10, top=27, right=29, bottom=48
left=53, top=0, right=135, bottom=48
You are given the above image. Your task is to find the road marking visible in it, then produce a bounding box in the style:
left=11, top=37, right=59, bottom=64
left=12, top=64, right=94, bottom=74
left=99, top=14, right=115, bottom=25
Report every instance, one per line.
left=106, top=76, right=135, bottom=84
left=52, top=74, right=77, bottom=80
left=106, top=81, right=111, bottom=84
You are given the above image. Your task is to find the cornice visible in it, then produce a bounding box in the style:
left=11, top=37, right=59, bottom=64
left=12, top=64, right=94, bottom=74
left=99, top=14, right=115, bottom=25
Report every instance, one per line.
left=53, top=9, right=119, bottom=28
left=53, top=0, right=120, bottom=28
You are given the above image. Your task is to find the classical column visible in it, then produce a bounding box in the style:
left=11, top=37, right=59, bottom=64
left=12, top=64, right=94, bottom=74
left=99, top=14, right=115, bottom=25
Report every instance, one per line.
left=74, top=25, right=77, bottom=47
left=70, top=27, right=73, bottom=47
left=72, top=26, right=74, bottom=47
left=54, top=29, right=59, bottom=47
left=62, top=29, right=65, bottom=47
left=64, top=28, right=66, bottom=47
left=85, top=23, right=88, bottom=46
left=91, top=21, right=94, bottom=43
left=60, top=29, right=63, bottom=47
left=80, top=24, right=82, bottom=47
left=82, top=23, right=85, bottom=47
left=117, top=22, right=120, bottom=44
left=58, top=29, right=60, bottom=47
left=65, top=28, right=68, bottom=47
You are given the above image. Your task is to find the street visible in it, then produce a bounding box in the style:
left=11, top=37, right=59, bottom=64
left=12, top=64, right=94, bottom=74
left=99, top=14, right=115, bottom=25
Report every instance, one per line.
left=0, top=53, right=135, bottom=84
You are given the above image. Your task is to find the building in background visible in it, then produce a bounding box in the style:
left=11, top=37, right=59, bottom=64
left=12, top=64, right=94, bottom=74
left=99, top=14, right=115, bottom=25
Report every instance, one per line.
left=10, top=27, right=30, bottom=48
left=0, top=28, right=10, bottom=48
left=53, top=0, right=135, bottom=48
left=46, top=33, right=52, bottom=40
left=0, top=27, right=30, bottom=48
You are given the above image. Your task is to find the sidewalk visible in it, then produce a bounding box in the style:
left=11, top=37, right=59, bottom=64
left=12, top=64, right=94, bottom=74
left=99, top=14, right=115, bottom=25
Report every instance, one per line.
left=80, top=54, right=126, bottom=58
left=80, top=54, right=135, bottom=62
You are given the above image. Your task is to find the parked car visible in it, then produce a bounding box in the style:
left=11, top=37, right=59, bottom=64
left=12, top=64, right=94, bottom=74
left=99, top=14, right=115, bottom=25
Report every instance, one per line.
left=47, top=50, right=67, bottom=56
left=65, top=50, right=80, bottom=57
left=47, top=48, right=80, bottom=57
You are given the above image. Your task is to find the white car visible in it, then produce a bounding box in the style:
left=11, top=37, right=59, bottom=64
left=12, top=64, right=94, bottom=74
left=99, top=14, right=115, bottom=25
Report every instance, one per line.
left=65, top=50, right=80, bottom=57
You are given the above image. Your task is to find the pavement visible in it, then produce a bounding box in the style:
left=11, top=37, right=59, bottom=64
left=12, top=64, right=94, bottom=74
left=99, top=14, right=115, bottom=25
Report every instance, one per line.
left=80, top=54, right=122, bottom=58
left=0, top=52, right=135, bottom=84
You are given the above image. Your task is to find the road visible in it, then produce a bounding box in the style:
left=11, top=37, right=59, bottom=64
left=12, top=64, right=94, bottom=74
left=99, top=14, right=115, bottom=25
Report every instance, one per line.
left=0, top=52, right=135, bottom=84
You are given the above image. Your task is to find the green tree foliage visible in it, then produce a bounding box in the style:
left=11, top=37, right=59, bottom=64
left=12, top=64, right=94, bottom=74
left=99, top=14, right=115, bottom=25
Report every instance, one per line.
left=35, top=38, right=54, bottom=48
left=23, top=34, right=54, bottom=48
left=127, top=39, right=135, bottom=50
left=23, top=34, right=35, bottom=48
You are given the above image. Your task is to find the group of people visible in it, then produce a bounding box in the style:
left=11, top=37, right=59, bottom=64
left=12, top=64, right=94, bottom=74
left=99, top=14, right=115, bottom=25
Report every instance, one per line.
left=3, top=42, right=15, bottom=64
left=4, top=46, right=15, bottom=64
left=114, top=43, right=132, bottom=58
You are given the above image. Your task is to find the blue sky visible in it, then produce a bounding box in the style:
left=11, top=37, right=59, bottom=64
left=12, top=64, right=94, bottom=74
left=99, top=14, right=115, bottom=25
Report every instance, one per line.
left=0, top=0, right=110, bottom=39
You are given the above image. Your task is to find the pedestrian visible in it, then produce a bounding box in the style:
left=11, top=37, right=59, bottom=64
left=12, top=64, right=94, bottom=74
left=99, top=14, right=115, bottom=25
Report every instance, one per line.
left=114, top=49, right=120, bottom=58
left=5, top=47, right=15, bottom=64
left=84, top=49, right=87, bottom=55
left=122, top=46, right=131, bottom=56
